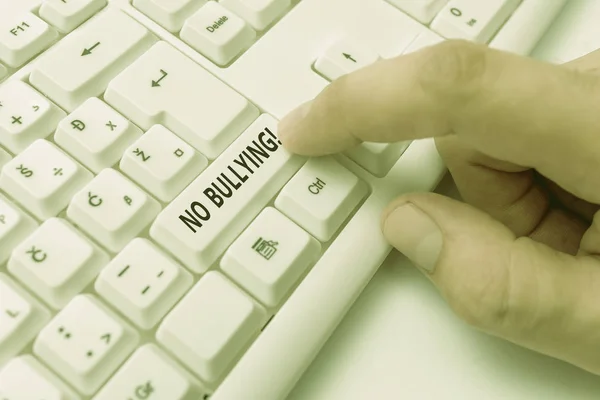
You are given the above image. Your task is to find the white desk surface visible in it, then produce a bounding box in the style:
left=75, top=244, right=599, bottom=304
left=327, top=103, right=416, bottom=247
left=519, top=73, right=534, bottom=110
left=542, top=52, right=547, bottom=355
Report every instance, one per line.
left=289, top=175, right=600, bottom=400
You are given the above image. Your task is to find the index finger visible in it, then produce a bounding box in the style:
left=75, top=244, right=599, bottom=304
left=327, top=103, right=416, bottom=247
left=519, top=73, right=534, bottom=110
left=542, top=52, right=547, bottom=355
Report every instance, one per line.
left=278, top=40, right=600, bottom=203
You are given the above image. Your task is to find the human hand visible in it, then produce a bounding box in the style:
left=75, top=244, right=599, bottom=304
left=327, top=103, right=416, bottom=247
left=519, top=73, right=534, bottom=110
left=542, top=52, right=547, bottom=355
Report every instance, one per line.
left=277, top=40, right=600, bottom=375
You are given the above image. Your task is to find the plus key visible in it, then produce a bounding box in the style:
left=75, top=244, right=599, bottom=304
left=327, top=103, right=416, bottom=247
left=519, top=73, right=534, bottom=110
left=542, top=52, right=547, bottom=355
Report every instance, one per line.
left=0, top=80, right=66, bottom=153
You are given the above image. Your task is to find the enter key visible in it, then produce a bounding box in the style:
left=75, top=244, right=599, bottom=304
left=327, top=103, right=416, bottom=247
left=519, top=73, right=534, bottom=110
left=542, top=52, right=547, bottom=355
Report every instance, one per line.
left=105, top=41, right=258, bottom=160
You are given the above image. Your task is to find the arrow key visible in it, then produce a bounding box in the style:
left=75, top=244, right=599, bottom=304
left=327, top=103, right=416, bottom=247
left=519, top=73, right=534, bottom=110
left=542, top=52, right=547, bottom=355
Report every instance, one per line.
left=30, top=9, right=155, bottom=111
left=314, top=37, right=380, bottom=81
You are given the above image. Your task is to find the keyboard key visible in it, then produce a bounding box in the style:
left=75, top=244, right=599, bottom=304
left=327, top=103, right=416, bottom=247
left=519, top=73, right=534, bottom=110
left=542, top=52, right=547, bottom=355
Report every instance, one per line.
left=431, top=0, right=521, bottom=43
left=0, top=80, right=66, bottom=153
left=0, top=273, right=50, bottom=366
left=488, top=0, right=567, bottom=55
left=181, top=2, right=256, bottom=66
left=120, top=124, right=207, bottom=202
left=387, top=0, right=449, bottom=24
left=0, top=194, right=37, bottom=265
left=30, top=9, right=155, bottom=111
left=221, top=207, right=320, bottom=307
left=0, top=355, right=80, bottom=400
left=34, top=294, right=140, bottom=395
left=0, top=63, right=7, bottom=81
left=95, top=238, right=193, bottom=329
left=0, top=146, right=11, bottom=169
left=8, top=218, right=109, bottom=309
left=67, top=169, right=161, bottom=253
left=0, top=139, right=93, bottom=220
left=275, top=156, right=368, bottom=242
left=345, top=141, right=411, bottom=176
left=106, top=41, right=258, bottom=159
left=0, top=12, right=58, bottom=68
left=402, top=29, right=444, bottom=54
left=156, top=271, right=267, bottom=383
left=314, top=37, right=380, bottom=81
left=40, top=0, right=107, bottom=33
left=220, top=0, right=291, bottom=31
left=55, top=97, right=143, bottom=173
left=133, top=0, right=207, bottom=32
left=92, top=344, right=206, bottom=400
left=150, top=114, right=304, bottom=273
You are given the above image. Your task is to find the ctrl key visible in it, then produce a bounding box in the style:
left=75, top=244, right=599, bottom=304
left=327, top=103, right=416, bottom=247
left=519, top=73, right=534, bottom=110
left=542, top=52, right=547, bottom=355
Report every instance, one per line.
left=275, top=156, right=368, bottom=242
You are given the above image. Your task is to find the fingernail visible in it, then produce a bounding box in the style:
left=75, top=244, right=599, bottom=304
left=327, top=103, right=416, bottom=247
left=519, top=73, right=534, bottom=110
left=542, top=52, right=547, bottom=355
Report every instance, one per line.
left=382, top=203, right=443, bottom=273
left=278, top=101, right=312, bottom=140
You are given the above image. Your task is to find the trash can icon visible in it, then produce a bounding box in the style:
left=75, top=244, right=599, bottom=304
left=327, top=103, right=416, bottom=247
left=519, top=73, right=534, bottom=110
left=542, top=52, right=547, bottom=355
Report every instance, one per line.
left=252, top=237, right=278, bottom=260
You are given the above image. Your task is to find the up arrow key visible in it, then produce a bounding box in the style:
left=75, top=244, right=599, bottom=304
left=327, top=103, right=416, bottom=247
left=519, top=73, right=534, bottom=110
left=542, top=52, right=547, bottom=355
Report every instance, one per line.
left=81, top=42, right=100, bottom=56
left=315, top=37, right=380, bottom=81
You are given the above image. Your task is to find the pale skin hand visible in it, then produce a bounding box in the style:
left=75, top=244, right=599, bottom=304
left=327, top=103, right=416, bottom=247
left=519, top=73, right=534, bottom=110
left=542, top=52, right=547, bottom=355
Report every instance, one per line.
left=277, top=40, right=600, bottom=375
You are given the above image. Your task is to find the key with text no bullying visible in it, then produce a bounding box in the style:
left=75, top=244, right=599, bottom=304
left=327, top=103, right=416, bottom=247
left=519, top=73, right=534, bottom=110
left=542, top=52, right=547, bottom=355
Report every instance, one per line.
left=178, top=124, right=284, bottom=233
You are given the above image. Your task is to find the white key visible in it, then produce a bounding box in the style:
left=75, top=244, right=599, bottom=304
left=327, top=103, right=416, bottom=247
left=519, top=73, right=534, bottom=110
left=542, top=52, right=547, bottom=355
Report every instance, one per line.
left=120, top=124, right=207, bottom=202
left=157, top=271, right=267, bottom=383
left=34, top=294, right=140, bottom=395
left=275, top=156, right=368, bottom=242
left=314, top=37, right=380, bottom=81
left=67, top=169, right=161, bottom=253
left=402, top=29, right=444, bottom=54
left=0, top=80, right=66, bottom=153
left=221, top=207, right=320, bottom=307
left=488, top=0, right=567, bottom=56
left=0, top=63, right=7, bottom=81
left=55, top=97, right=143, bottom=173
left=387, top=0, right=449, bottom=24
left=0, top=146, right=11, bottom=170
left=95, top=238, right=193, bottom=329
left=40, top=0, right=107, bottom=33
left=431, top=0, right=522, bottom=43
left=92, top=344, right=206, bottom=400
left=345, top=141, right=411, bottom=177
left=0, top=355, right=80, bottom=400
left=30, top=9, right=155, bottom=111
left=106, top=42, right=258, bottom=159
left=133, top=0, right=208, bottom=32
left=181, top=2, right=256, bottom=66
left=0, top=12, right=58, bottom=68
left=0, top=274, right=50, bottom=366
left=8, top=218, right=109, bottom=309
left=150, top=114, right=304, bottom=273
left=0, top=139, right=93, bottom=220
left=220, top=0, right=291, bottom=31
left=0, top=194, right=37, bottom=265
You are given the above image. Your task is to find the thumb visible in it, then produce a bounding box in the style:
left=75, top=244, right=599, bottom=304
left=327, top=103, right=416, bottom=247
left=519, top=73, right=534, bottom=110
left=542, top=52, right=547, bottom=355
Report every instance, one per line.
left=382, top=193, right=600, bottom=375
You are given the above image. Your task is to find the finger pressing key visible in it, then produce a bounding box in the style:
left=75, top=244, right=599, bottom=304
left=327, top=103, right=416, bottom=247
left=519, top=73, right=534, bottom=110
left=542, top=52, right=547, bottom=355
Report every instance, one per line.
left=278, top=40, right=600, bottom=204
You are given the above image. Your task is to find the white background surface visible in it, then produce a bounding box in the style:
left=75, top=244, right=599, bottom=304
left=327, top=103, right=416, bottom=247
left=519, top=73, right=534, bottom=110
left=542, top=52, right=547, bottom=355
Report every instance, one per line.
left=290, top=175, right=600, bottom=400
left=289, top=1, right=600, bottom=397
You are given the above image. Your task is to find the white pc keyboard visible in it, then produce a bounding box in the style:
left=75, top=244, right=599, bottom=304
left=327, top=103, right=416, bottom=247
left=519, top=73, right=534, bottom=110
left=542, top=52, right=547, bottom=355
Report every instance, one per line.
left=0, top=0, right=567, bottom=399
